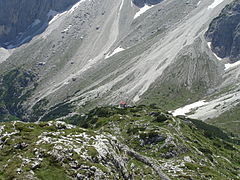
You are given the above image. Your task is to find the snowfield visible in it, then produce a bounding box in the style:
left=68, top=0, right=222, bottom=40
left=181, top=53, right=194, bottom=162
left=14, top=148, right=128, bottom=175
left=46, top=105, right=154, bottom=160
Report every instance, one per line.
left=207, top=42, right=223, bottom=60
left=172, top=100, right=206, bottom=116
left=225, top=61, right=240, bottom=71
left=105, top=47, right=125, bottom=59
left=208, top=0, right=225, bottom=9
left=134, top=5, right=154, bottom=19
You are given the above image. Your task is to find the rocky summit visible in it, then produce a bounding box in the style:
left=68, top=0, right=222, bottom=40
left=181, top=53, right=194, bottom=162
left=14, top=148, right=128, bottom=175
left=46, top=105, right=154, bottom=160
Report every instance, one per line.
left=0, top=105, right=239, bottom=179
left=0, top=0, right=240, bottom=179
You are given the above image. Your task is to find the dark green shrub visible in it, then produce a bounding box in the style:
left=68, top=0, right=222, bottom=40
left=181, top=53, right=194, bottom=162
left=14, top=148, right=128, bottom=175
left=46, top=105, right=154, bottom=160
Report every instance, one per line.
left=189, top=119, right=229, bottom=140
left=41, top=103, right=73, bottom=121
left=149, top=103, right=158, bottom=109
left=153, top=113, right=168, bottom=122
left=127, top=127, right=146, bottom=135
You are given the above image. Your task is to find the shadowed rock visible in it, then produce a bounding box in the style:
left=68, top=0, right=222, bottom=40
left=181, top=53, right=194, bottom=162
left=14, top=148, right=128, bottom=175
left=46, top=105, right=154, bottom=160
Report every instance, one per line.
left=132, top=0, right=164, bottom=8
left=0, top=0, right=79, bottom=48
left=205, top=0, right=240, bottom=62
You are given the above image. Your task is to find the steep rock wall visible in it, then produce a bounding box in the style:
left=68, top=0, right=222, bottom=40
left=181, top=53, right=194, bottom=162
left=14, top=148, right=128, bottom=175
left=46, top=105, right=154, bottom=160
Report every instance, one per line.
left=0, top=0, right=79, bottom=48
left=205, top=0, right=240, bottom=62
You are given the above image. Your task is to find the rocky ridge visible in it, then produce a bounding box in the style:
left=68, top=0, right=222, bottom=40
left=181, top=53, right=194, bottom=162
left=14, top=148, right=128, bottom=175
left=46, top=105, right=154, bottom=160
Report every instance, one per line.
left=0, top=0, right=240, bottom=147
left=0, top=105, right=239, bottom=179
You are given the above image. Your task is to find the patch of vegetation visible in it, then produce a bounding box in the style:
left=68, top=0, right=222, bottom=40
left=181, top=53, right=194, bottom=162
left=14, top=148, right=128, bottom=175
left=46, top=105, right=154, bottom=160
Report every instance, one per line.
left=140, top=81, right=205, bottom=111
left=40, top=102, right=73, bottom=121
left=139, top=131, right=166, bottom=145
left=1, top=104, right=239, bottom=179
left=0, top=104, right=240, bottom=180
left=30, top=98, right=49, bottom=121
left=188, top=119, right=229, bottom=140
left=87, top=146, right=99, bottom=159
left=208, top=103, right=240, bottom=137
left=36, top=165, right=71, bottom=180
left=64, top=106, right=132, bottom=128
left=0, top=69, right=37, bottom=122
left=185, top=162, right=198, bottom=170
left=127, top=127, right=146, bottom=135
left=153, top=113, right=169, bottom=122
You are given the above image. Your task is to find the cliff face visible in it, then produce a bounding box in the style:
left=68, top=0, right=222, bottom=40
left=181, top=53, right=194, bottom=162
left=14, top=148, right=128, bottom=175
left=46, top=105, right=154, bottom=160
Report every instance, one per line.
left=0, top=0, right=79, bottom=48
left=205, top=0, right=240, bottom=62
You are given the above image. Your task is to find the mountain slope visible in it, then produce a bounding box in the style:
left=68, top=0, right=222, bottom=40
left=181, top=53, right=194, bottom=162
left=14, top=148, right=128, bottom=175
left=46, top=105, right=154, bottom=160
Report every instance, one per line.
left=0, top=105, right=239, bottom=180
left=0, top=1, right=239, bottom=179
left=0, top=0, right=239, bottom=132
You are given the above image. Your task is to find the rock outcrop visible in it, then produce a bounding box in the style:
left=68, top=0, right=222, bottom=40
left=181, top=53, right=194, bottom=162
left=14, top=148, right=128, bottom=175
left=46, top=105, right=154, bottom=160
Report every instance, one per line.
left=205, top=0, right=240, bottom=62
left=132, top=0, right=164, bottom=8
left=0, top=0, right=79, bottom=48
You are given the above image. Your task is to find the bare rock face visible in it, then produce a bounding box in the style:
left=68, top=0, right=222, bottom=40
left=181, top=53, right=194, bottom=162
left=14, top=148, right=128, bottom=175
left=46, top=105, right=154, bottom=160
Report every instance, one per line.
left=205, top=0, right=240, bottom=62
left=0, top=0, right=79, bottom=48
left=132, top=0, right=164, bottom=8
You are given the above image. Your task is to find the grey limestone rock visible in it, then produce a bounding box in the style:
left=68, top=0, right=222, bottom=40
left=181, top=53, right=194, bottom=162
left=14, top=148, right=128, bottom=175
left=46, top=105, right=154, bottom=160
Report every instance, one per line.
left=205, top=0, right=240, bottom=62
left=0, top=0, right=79, bottom=48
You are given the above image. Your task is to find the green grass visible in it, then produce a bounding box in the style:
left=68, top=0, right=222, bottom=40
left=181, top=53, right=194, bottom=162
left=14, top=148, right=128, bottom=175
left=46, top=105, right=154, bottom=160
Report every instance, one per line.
left=140, top=80, right=206, bottom=111
left=36, top=166, right=71, bottom=180
left=40, top=102, right=73, bottom=121
left=208, top=103, right=240, bottom=137
left=87, top=146, right=99, bottom=159
left=0, top=105, right=239, bottom=179
left=0, top=69, right=37, bottom=122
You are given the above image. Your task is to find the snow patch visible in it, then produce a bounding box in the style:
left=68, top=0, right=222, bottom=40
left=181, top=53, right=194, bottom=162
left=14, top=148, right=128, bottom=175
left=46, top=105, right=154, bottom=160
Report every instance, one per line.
left=120, top=0, right=124, bottom=11
left=47, top=0, right=88, bottom=25
left=207, top=42, right=211, bottom=49
left=207, top=42, right=222, bottom=60
left=62, top=25, right=72, bottom=33
left=134, top=5, right=153, bottom=19
left=208, top=0, right=224, bottom=9
left=225, top=61, right=240, bottom=71
left=133, top=95, right=140, bottom=102
left=47, top=10, right=61, bottom=24
left=105, top=47, right=125, bottom=59
left=68, top=0, right=88, bottom=14
left=172, top=100, right=206, bottom=116
left=0, top=125, right=5, bottom=134
left=0, top=48, right=11, bottom=63
left=197, top=1, right=201, bottom=6
left=131, top=1, right=134, bottom=7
